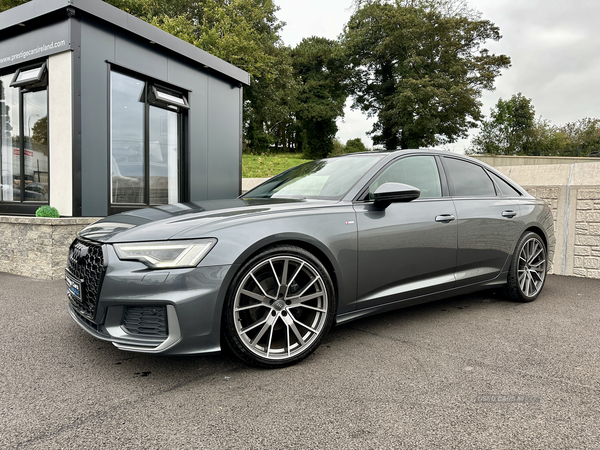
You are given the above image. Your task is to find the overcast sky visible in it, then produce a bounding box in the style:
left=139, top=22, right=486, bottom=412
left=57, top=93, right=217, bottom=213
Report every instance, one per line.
left=275, top=0, right=600, bottom=153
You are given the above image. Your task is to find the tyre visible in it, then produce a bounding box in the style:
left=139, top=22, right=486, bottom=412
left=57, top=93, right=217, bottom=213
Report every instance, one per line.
left=505, top=231, right=547, bottom=302
left=223, top=245, right=336, bottom=368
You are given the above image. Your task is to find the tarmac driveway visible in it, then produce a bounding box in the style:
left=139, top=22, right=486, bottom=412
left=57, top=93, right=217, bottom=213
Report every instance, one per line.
left=1, top=272, right=599, bottom=449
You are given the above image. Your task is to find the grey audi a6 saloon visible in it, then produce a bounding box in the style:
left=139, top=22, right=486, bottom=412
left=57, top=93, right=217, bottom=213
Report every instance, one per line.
left=66, top=150, right=555, bottom=367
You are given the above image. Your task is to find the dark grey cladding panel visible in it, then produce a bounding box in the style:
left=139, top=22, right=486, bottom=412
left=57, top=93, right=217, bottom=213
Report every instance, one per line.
left=0, top=0, right=67, bottom=29
left=114, top=34, right=168, bottom=81
left=0, top=20, right=70, bottom=70
left=80, top=19, right=113, bottom=217
left=168, top=59, right=209, bottom=202
left=207, top=77, right=242, bottom=200
left=0, top=0, right=250, bottom=86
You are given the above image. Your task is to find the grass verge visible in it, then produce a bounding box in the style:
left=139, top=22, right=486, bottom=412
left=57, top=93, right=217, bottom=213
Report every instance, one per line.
left=242, top=153, right=311, bottom=178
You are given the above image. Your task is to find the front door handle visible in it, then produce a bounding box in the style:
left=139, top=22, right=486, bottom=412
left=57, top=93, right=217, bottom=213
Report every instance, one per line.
left=502, top=210, right=517, bottom=218
left=435, top=214, right=456, bottom=223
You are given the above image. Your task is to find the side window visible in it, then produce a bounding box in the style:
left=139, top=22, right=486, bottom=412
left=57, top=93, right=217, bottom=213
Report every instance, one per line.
left=443, top=157, right=496, bottom=197
left=369, top=155, right=442, bottom=199
left=110, top=71, right=186, bottom=212
left=1, top=63, right=49, bottom=206
left=489, top=171, right=522, bottom=197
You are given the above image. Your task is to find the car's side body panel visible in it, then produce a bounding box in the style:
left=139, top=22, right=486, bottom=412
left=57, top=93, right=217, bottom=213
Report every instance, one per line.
left=452, top=197, right=521, bottom=286
left=353, top=198, right=458, bottom=308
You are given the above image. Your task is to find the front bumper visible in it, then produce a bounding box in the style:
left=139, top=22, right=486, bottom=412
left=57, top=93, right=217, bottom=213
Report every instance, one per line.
left=68, top=302, right=182, bottom=352
left=67, top=242, right=235, bottom=355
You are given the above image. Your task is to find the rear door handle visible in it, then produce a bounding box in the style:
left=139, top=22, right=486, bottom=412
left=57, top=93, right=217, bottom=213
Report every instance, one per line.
left=435, top=214, right=455, bottom=223
left=502, top=210, right=517, bottom=218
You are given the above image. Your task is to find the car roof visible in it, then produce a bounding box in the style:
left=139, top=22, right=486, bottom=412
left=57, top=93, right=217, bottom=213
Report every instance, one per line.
left=334, top=148, right=469, bottom=160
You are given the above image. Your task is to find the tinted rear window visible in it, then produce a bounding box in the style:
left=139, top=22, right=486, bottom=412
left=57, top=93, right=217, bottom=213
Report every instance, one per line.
left=443, top=157, right=496, bottom=197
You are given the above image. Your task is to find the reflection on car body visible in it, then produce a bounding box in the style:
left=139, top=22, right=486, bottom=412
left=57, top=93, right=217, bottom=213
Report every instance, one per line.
left=66, top=149, right=555, bottom=368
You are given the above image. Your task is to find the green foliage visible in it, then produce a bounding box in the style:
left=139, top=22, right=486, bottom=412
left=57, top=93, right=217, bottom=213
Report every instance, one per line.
left=468, top=91, right=600, bottom=156
left=103, top=0, right=294, bottom=154
left=331, top=139, right=346, bottom=156
left=291, top=37, right=348, bottom=159
left=343, top=0, right=510, bottom=149
left=0, top=0, right=28, bottom=13
left=345, top=137, right=368, bottom=153
left=557, top=118, right=600, bottom=156
left=31, top=115, right=47, bottom=147
left=469, top=93, right=536, bottom=155
left=242, top=153, right=311, bottom=178
left=35, top=205, right=59, bottom=218
left=301, top=118, right=338, bottom=160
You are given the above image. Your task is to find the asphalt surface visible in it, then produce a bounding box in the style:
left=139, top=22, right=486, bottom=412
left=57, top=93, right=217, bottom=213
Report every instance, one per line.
left=1, top=272, right=599, bottom=449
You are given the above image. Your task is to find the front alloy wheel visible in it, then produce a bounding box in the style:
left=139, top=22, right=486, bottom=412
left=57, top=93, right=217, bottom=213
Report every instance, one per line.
left=505, top=232, right=547, bottom=302
left=224, top=245, right=335, bottom=367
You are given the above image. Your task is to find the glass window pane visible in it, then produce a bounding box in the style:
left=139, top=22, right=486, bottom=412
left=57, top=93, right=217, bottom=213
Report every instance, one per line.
left=444, top=157, right=496, bottom=197
left=489, top=171, right=522, bottom=197
left=17, top=67, right=43, bottom=83
left=245, top=155, right=384, bottom=200
left=23, top=90, right=48, bottom=202
left=111, top=72, right=145, bottom=204
left=1, top=74, right=21, bottom=202
left=149, top=106, right=179, bottom=204
left=156, top=90, right=186, bottom=106
left=369, top=155, right=442, bottom=199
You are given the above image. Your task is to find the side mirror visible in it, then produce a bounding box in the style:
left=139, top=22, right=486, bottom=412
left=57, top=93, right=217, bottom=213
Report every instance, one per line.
left=372, top=182, right=420, bottom=208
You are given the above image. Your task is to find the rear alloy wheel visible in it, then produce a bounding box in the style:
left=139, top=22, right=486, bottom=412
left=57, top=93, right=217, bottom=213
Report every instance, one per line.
left=224, top=245, right=335, bottom=368
left=505, top=232, right=547, bottom=302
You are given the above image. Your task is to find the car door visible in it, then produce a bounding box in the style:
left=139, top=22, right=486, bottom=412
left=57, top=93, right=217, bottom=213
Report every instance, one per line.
left=441, top=156, right=520, bottom=287
left=354, top=154, right=458, bottom=310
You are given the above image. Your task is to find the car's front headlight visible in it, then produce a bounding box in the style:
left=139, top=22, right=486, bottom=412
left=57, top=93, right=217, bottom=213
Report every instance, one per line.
left=113, top=239, right=216, bottom=269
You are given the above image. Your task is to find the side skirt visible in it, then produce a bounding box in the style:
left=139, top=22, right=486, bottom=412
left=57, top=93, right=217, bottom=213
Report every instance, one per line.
left=335, top=272, right=508, bottom=325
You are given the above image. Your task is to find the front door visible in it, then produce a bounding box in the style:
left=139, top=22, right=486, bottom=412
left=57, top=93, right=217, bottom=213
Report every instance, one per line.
left=354, top=155, right=458, bottom=309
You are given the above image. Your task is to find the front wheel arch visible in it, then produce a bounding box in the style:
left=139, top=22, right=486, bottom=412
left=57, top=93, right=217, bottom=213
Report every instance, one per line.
left=228, top=235, right=341, bottom=305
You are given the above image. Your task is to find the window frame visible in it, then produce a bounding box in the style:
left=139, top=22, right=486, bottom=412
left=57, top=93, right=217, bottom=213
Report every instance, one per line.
left=108, top=66, right=188, bottom=216
left=0, top=60, right=50, bottom=215
left=441, top=156, right=498, bottom=198
left=486, top=169, right=523, bottom=197
left=356, top=153, right=450, bottom=202
left=10, top=62, right=48, bottom=89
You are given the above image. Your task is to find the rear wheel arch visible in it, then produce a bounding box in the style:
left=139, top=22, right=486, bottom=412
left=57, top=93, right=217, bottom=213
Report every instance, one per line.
left=504, top=230, right=548, bottom=302
left=524, top=226, right=547, bottom=249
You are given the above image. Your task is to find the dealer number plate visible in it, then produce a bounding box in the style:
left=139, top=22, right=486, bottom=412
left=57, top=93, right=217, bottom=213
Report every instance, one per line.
left=65, top=270, right=83, bottom=303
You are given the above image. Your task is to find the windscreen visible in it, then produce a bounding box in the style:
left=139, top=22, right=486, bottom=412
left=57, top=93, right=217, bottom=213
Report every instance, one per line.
left=243, top=155, right=384, bottom=200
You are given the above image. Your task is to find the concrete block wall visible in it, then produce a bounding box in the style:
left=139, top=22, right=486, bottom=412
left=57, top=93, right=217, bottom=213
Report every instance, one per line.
left=497, top=162, right=600, bottom=279
left=0, top=217, right=100, bottom=280
left=573, top=189, right=600, bottom=277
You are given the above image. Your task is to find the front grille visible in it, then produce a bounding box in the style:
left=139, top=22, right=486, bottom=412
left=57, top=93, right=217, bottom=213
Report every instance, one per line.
left=67, top=238, right=105, bottom=321
left=123, top=306, right=168, bottom=336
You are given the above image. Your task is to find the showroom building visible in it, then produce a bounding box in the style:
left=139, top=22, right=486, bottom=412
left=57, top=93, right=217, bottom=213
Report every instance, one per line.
left=0, top=0, right=249, bottom=217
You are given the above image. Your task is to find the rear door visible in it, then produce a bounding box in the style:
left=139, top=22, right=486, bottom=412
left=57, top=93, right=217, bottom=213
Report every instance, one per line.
left=441, top=156, right=520, bottom=287
left=354, top=155, right=458, bottom=309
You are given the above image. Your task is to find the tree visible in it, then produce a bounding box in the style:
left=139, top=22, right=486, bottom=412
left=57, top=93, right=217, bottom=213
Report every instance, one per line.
left=559, top=118, right=600, bottom=156
left=530, top=118, right=569, bottom=157
left=0, top=0, right=28, bottom=12
left=469, top=93, right=536, bottom=155
left=345, top=137, right=368, bottom=153
left=291, top=37, right=348, bottom=159
left=469, top=92, right=600, bottom=157
left=343, top=0, right=510, bottom=149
